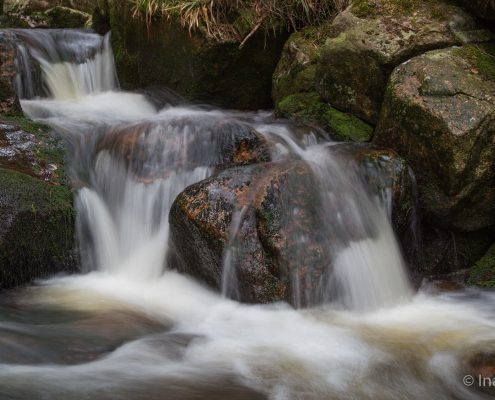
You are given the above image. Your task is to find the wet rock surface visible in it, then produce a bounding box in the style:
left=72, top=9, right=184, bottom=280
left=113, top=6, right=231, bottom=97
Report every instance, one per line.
left=97, top=118, right=271, bottom=181
left=169, top=144, right=413, bottom=306
left=169, top=160, right=324, bottom=306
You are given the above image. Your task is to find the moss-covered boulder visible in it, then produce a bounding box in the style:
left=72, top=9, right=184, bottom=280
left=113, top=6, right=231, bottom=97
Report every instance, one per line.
left=3, top=0, right=93, bottom=28
left=374, top=44, right=495, bottom=276
left=107, top=1, right=288, bottom=110
left=272, top=26, right=326, bottom=104
left=468, top=243, right=495, bottom=288
left=0, top=30, right=21, bottom=115
left=315, top=0, right=492, bottom=124
left=374, top=45, right=495, bottom=232
left=0, top=116, right=77, bottom=289
left=272, top=24, right=374, bottom=142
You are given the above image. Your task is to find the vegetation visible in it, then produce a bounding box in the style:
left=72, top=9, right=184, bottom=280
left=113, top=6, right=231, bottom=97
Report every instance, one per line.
left=469, top=243, right=495, bottom=288
left=454, top=44, right=495, bottom=81
left=278, top=92, right=373, bottom=142
left=131, top=0, right=349, bottom=45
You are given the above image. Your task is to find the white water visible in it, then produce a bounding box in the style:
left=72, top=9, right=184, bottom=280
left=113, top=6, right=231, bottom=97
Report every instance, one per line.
left=0, top=29, right=493, bottom=399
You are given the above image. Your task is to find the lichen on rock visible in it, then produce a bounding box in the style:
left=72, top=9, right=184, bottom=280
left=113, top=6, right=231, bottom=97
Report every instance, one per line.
left=0, top=116, right=77, bottom=289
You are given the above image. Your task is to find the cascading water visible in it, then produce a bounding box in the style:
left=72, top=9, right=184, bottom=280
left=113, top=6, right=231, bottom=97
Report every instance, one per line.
left=0, top=28, right=494, bottom=400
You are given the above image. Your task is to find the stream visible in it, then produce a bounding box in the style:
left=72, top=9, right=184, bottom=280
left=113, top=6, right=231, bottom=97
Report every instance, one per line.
left=0, top=29, right=494, bottom=400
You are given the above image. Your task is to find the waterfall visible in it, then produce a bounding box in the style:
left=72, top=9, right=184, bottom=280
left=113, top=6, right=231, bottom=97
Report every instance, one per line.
left=12, top=28, right=411, bottom=311
left=13, top=29, right=117, bottom=99
left=3, top=27, right=494, bottom=400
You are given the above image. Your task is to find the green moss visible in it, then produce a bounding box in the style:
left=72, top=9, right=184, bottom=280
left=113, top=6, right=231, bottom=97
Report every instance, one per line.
left=277, top=92, right=373, bottom=142
left=0, top=115, right=70, bottom=186
left=454, top=44, right=495, bottom=82
left=468, top=243, right=495, bottom=288
left=45, top=6, right=91, bottom=28
left=0, top=13, right=30, bottom=28
left=0, top=167, right=76, bottom=288
left=351, top=0, right=419, bottom=18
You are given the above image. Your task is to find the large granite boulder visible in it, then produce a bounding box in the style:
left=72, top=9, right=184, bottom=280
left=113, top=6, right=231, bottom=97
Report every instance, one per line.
left=169, top=145, right=412, bottom=306
left=315, top=0, right=492, bottom=124
left=0, top=117, right=77, bottom=289
left=374, top=44, right=495, bottom=275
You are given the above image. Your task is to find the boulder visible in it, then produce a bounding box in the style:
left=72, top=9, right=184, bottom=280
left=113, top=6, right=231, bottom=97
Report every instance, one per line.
left=374, top=45, right=495, bottom=232
left=468, top=242, right=495, bottom=288
left=107, top=1, right=288, bottom=110
left=374, top=44, right=495, bottom=275
left=272, top=25, right=374, bottom=141
left=0, top=117, right=77, bottom=289
left=0, top=30, right=21, bottom=115
left=315, top=0, right=492, bottom=124
left=169, top=145, right=412, bottom=306
left=169, top=160, right=327, bottom=306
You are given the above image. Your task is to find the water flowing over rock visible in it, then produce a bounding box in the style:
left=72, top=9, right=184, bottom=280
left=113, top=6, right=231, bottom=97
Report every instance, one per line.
left=96, top=117, right=270, bottom=182
left=170, top=144, right=413, bottom=308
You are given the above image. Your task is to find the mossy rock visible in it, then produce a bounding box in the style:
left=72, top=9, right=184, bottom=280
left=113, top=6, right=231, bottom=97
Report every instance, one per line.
left=468, top=243, right=495, bottom=288
left=272, top=25, right=331, bottom=104
left=0, top=167, right=76, bottom=289
left=277, top=92, right=373, bottom=142
left=0, top=116, right=77, bottom=289
left=374, top=46, right=495, bottom=233
left=453, top=43, right=495, bottom=81
left=45, top=6, right=91, bottom=28
left=108, top=0, right=288, bottom=110
left=315, top=0, right=491, bottom=124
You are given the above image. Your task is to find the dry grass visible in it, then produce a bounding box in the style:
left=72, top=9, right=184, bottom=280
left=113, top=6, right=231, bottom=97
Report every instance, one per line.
left=131, top=0, right=349, bottom=46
